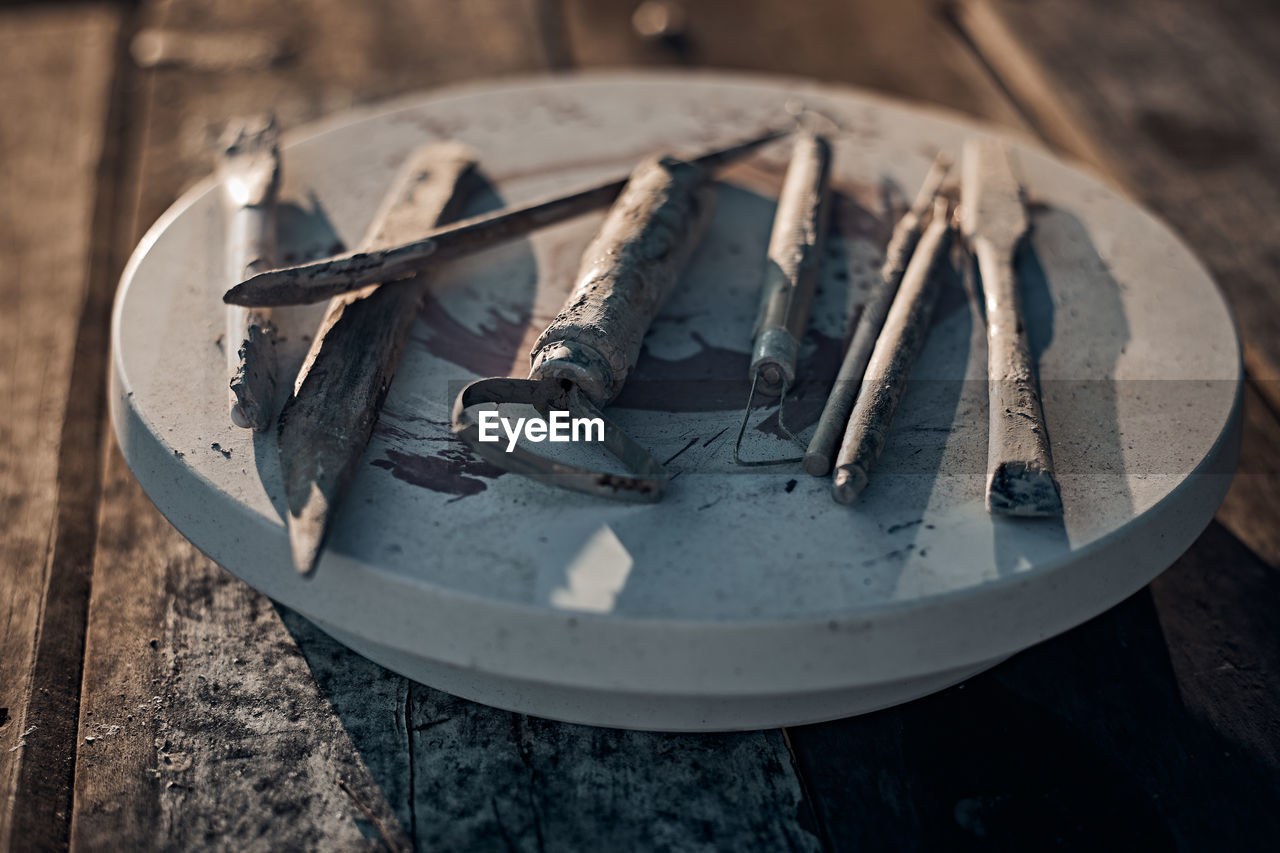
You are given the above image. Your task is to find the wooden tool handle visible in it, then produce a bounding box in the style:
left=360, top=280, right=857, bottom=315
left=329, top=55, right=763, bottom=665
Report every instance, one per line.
left=750, top=132, right=832, bottom=396
left=803, top=211, right=922, bottom=475
left=976, top=235, right=1062, bottom=515
left=224, top=194, right=280, bottom=430
left=530, top=155, right=717, bottom=406
left=831, top=212, right=952, bottom=503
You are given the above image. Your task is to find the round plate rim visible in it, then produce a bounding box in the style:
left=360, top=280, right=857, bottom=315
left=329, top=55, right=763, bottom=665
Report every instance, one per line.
left=110, top=70, right=1242, bottom=704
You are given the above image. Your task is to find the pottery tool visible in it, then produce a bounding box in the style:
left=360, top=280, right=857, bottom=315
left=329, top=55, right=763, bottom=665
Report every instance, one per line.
left=452, top=152, right=719, bottom=501
left=961, top=139, right=1063, bottom=517
left=831, top=199, right=953, bottom=504
left=733, top=131, right=833, bottom=466
left=224, top=128, right=788, bottom=308
left=116, top=73, right=1242, bottom=731
left=279, top=143, right=478, bottom=576
left=219, top=115, right=282, bottom=430
left=803, top=153, right=950, bottom=475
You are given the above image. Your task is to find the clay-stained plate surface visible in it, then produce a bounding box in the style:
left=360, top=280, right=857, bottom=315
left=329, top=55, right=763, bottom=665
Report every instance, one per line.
left=111, top=72, right=1240, bottom=730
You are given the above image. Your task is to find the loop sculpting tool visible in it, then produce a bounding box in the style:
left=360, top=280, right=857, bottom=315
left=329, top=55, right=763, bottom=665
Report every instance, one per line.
left=733, top=131, right=833, bottom=466
left=961, top=139, right=1063, bottom=517
left=224, top=128, right=788, bottom=307
left=803, top=152, right=950, bottom=475
left=453, top=150, right=723, bottom=502
left=219, top=114, right=282, bottom=430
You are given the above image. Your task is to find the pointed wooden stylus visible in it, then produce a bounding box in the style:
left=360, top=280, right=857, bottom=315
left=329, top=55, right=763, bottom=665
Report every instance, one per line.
left=278, top=142, right=479, bottom=576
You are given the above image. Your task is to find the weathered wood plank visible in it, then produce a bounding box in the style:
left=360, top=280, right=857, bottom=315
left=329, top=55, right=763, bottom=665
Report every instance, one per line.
left=408, top=689, right=817, bottom=851
left=72, top=0, right=559, bottom=846
left=0, top=4, right=124, bottom=846
left=122, top=0, right=566, bottom=241
left=1216, top=384, right=1280, bottom=568
left=74, top=0, right=821, bottom=849
left=559, top=0, right=1032, bottom=130
left=73, top=464, right=414, bottom=849
left=789, top=565, right=1280, bottom=849
left=958, top=0, right=1280, bottom=411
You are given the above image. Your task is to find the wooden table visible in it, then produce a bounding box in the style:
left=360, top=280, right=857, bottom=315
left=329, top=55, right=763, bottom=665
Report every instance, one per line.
left=2, top=0, right=1277, bottom=848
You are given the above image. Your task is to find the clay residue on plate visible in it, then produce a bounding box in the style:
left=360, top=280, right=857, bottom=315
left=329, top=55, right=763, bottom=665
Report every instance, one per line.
left=383, top=163, right=973, bottom=489
left=414, top=289, right=532, bottom=378
left=372, top=446, right=506, bottom=497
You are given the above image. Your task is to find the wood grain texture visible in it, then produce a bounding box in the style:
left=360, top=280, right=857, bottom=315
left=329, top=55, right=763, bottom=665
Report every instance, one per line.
left=73, top=457, right=413, bottom=849
left=74, top=0, right=556, bottom=846
left=0, top=4, right=123, bottom=846
left=406, top=690, right=817, bottom=851
left=74, top=0, right=823, bottom=848
left=1217, top=384, right=1280, bottom=568
left=559, top=0, right=1032, bottom=131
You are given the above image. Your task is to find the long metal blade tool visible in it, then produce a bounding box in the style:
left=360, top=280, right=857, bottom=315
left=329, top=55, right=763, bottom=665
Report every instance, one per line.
left=224, top=127, right=789, bottom=307
left=733, top=130, right=833, bottom=466
left=803, top=152, right=949, bottom=475
left=219, top=114, right=282, bottom=429
left=961, top=139, right=1063, bottom=516
left=279, top=143, right=479, bottom=576
left=452, top=149, right=725, bottom=501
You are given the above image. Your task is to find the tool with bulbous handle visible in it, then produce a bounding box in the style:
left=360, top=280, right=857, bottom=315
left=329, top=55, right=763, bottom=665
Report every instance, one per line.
left=453, top=152, right=720, bottom=501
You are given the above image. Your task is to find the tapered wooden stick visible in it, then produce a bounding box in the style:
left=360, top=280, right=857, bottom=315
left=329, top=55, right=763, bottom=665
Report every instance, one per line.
left=223, top=127, right=789, bottom=308
left=278, top=143, right=478, bottom=576
left=220, top=115, right=282, bottom=429
left=749, top=131, right=832, bottom=396
left=961, top=139, right=1062, bottom=516
left=734, top=131, right=833, bottom=466
left=804, top=153, right=949, bottom=475
left=831, top=200, right=953, bottom=504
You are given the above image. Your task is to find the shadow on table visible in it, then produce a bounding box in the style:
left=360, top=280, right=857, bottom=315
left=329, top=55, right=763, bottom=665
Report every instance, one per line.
left=787, top=519, right=1280, bottom=851
left=991, top=204, right=1134, bottom=574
